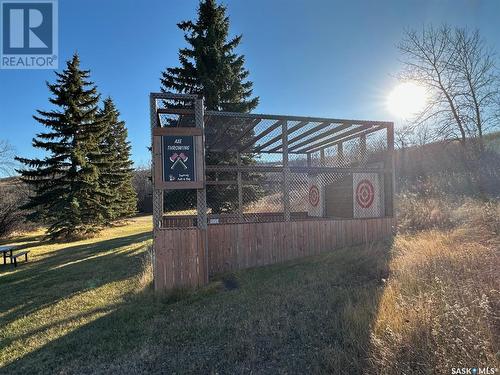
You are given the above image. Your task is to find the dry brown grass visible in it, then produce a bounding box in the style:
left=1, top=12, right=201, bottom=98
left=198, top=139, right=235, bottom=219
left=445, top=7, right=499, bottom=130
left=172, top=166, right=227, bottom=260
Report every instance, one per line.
left=1, top=197, right=498, bottom=374
left=368, top=199, right=500, bottom=374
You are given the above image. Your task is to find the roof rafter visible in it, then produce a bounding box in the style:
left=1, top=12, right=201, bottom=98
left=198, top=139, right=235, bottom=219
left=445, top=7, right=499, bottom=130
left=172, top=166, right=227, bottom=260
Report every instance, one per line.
left=288, top=123, right=361, bottom=153
left=267, top=121, right=331, bottom=153
left=217, top=118, right=262, bottom=153
left=208, top=117, right=256, bottom=149
left=239, top=120, right=285, bottom=152
left=252, top=121, right=309, bottom=153
left=298, top=125, right=386, bottom=154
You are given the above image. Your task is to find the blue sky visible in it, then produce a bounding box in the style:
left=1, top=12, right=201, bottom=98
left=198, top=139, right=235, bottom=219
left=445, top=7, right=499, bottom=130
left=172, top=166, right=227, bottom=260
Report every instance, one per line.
left=1, top=0, right=499, bottom=170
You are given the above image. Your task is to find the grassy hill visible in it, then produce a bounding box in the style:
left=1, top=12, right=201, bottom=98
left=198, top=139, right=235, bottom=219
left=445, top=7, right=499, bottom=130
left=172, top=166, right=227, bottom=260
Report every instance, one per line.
left=0, top=204, right=498, bottom=374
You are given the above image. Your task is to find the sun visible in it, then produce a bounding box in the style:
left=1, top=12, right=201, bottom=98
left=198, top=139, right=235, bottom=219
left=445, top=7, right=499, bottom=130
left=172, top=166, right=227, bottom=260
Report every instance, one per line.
left=387, top=82, right=427, bottom=118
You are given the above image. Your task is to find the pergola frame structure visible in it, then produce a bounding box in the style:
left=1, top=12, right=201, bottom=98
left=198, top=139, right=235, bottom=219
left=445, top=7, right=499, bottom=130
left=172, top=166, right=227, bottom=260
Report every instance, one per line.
left=150, top=92, right=395, bottom=290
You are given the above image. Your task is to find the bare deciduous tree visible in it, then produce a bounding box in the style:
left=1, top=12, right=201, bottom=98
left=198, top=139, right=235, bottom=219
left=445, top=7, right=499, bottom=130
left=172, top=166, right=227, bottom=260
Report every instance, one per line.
left=0, top=140, right=16, bottom=176
left=398, top=25, right=500, bottom=148
left=453, top=29, right=499, bottom=145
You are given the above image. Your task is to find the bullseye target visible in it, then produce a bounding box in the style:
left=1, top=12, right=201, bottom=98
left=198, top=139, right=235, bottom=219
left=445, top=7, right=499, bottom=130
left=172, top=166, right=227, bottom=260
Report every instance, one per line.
left=353, top=173, right=382, bottom=218
left=355, top=179, right=375, bottom=208
left=309, top=185, right=320, bottom=207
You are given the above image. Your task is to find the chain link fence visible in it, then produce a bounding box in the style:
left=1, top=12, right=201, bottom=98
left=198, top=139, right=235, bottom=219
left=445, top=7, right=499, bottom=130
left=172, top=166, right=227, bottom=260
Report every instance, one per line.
left=157, top=108, right=392, bottom=228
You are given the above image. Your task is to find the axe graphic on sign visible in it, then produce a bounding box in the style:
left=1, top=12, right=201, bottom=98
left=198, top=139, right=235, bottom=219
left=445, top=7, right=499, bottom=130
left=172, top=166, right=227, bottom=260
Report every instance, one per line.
left=170, top=152, right=188, bottom=170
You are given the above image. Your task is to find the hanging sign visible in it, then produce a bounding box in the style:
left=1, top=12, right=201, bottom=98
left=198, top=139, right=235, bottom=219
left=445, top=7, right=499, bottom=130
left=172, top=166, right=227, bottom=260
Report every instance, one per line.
left=163, top=136, right=196, bottom=182
left=152, top=127, right=204, bottom=189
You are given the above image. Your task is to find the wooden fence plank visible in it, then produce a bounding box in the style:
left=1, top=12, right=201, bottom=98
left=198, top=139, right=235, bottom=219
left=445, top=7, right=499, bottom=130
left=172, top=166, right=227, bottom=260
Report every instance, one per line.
left=155, top=217, right=396, bottom=290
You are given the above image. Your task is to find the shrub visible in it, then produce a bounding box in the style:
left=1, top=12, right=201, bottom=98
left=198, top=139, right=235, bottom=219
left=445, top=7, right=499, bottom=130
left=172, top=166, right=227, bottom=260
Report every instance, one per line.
left=396, top=193, right=454, bottom=232
left=0, top=183, right=30, bottom=238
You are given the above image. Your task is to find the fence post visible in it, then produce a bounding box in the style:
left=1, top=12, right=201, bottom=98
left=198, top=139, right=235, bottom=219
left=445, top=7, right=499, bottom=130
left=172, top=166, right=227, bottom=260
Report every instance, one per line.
left=195, top=97, right=208, bottom=284
left=385, top=123, right=395, bottom=217
left=337, top=142, right=344, bottom=166
left=237, top=152, right=243, bottom=219
left=359, top=134, right=367, bottom=165
left=150, top=94, right=162, bottom=289
left=282, top=120, right=290, bottom=221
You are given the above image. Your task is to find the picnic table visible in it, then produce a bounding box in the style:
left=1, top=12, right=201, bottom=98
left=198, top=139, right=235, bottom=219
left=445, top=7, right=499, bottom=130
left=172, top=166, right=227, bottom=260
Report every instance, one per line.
left=0, top=246, right=15, bottom=265
left=0, top=246, right=30, bottom=267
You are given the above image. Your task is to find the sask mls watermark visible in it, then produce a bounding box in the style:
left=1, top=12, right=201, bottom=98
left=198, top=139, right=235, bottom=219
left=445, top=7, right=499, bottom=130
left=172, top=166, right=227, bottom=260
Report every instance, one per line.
left=451, top=367, right=498, bottom=374
left=1, top=0, right=58, bottom=69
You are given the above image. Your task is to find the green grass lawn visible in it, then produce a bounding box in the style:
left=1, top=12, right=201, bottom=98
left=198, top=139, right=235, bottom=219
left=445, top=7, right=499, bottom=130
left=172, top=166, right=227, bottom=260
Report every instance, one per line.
left=0, top=216, right=392, bottom=374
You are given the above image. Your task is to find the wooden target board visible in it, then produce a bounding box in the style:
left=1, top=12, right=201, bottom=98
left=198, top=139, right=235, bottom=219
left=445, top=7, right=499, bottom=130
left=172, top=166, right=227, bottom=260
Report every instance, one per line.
left=308, top=174, right=324, bottom=217
left=353, top=173, right=383, bottom=218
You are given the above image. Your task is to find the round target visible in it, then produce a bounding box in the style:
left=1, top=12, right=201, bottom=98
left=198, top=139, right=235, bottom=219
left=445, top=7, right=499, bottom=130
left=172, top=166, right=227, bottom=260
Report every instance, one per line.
left=355, top=179, right=375, bottom=208
left=309, top=185, right=320, bottom=207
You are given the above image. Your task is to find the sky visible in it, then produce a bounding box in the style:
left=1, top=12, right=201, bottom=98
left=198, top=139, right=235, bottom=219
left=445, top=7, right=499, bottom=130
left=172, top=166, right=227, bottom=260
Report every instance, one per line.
left=1, top=0, right=499, bottom=171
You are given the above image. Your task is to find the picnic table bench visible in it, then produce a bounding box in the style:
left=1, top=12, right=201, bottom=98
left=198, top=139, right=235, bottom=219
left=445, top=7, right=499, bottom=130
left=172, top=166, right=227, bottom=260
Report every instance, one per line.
left=11, top=251, right=29, bottom=267
left=0, top=246, right=30, bottom=267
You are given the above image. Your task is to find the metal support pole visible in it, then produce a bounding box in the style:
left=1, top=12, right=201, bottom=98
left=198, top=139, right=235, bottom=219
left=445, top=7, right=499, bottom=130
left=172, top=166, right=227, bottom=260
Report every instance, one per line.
left=282, top=120, right=290, bottom=221
left=237, top=152, right=243, bottom=219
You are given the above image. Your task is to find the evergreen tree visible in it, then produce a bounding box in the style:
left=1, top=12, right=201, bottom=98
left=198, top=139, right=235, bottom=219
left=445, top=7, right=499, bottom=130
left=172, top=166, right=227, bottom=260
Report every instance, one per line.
left=98, top=98, right=137, bottom=219
left=16, top=54, right=109, bottom=239
left=160, top=0, right=262, bottom=213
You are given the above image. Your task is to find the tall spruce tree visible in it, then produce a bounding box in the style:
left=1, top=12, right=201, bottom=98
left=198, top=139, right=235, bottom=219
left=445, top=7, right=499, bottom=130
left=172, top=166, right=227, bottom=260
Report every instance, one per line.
left=98, top=98, right=137, bottom=219
left=160, top=0, right=262, bottom=213
left=16, top=54, right=110, bottom=239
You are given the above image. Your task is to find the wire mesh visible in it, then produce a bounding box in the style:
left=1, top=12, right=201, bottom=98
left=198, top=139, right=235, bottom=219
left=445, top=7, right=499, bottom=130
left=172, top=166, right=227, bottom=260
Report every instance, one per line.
left=153, top=103, right=392, bottom=228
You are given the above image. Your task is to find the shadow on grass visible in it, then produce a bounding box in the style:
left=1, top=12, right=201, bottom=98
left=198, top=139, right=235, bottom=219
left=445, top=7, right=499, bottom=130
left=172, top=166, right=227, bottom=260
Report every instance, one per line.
left=0, top=231, right=152, bottom=331
left=0, top=232, right=47, bottom=247
left=1, top=237, right=395, bottom=374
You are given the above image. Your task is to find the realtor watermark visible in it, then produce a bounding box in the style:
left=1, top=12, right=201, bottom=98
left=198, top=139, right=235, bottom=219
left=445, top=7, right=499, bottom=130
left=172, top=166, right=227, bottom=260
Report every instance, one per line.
left=1, top=0, right=58, bottom=69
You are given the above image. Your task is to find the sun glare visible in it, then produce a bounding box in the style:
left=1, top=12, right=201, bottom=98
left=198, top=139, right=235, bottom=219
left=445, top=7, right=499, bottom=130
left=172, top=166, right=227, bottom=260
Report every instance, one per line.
left=387, top=82, right=427, bottom=118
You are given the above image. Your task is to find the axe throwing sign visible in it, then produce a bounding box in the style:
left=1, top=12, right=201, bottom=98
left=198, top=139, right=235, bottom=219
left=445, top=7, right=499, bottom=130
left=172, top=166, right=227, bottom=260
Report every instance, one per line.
left=163, top=136, right=196, bottom=182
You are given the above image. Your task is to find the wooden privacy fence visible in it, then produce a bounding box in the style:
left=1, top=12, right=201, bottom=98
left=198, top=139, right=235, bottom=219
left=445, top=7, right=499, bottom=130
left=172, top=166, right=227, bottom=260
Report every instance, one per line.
left=155, top=217, right=394, bottom=289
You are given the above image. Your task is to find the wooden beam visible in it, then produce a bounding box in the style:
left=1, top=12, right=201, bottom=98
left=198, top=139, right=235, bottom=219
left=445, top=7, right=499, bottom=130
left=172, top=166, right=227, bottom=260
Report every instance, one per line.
left=157, top=108, right=194, bottom=115
left=267, top=121, right=331, bottom=153
left=205, top=180, right=284, bottom=185
left=338, top=142, right=344, bottom=165
left=287, top=123, right=356, bottom=152
left=385, top=123, right=395, bottom=217
left=206, top=164, right=386, bottom=174
left=153, top=127, right=203, bottom=136
left=296, top=125, right=384, bottom=154
left=238, top=119, right=284, bottom=152
left=237, top=152, right=243, bottom=218
left=205, top=110, right=393, bottom=127
left=282, top=120, right=290, bottom=221
left=359, top=134, right=367, bottom=165
left=294, top=126, right=368, bottom=154
left=252, top=121, right=309, bottom=153
left=219, top=119, right=262, bottom=153
left=208, top=117, right=255, bottom=149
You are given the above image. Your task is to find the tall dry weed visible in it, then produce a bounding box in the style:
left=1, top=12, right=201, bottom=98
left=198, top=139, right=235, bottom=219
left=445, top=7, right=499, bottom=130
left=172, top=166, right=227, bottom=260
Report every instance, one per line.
left=369, top=198, right=500, bottom=374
